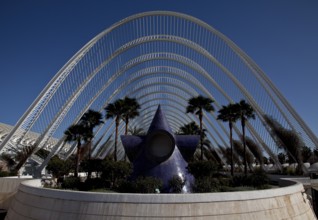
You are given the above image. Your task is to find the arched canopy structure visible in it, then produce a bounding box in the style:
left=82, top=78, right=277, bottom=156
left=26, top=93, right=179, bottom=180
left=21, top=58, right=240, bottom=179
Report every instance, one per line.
left=1, top=11, right=317, bottom=171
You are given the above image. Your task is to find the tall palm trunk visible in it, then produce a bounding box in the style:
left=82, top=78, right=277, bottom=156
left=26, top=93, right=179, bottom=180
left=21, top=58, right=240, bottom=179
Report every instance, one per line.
left=124, top=118, right=129, bottom=161
left=125, top=118, right=129, bottom=135
left=242, top=118, right=247, bottom=176
left=229, top=121, right=234, bottom=176
left=114, top=116, right=119, bottom=161
left=199, top=110, right=203, bottom=161
left=75, top=139, right=81, bottom=177
left=88, top=140, right=91, bottom=160
left=87, top=139, right=92, bottom=179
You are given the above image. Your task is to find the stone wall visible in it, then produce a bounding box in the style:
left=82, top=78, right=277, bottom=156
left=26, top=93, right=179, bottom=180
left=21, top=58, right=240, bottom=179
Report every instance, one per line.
left=4, top=179, right=316, bottom=220
left=0, top=177, right=32, bottom=210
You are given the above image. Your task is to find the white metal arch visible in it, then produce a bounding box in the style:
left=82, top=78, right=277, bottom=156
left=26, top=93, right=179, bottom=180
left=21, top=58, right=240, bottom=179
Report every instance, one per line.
left=1, top=11, right=316, bottom=173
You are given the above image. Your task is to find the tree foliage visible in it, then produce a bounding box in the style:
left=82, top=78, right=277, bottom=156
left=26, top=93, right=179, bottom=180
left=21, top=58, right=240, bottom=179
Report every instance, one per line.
left=121, top=97, right=140, bottom=135
left=46, top=155, right=74, bottom=179
left=235, top=100, right=255, bottom=175
left=0, top=145, right=37, bottom=174
left=64, top=124, right=90, bottom=177
left=128, top=126, right=145, bottom=135
left=168, top=175, right=186, bottom=193
left=264, top=115, right=304, bottom=174
left=80, top=110, right=103, bottom=132
left=80, top=158, right=104, bottom=176
left=35, top=148, right=50, bottom=160
left=187, top=160, right=220, bottom=193
left=0, top=153, right=16, bottom=171
left=100, top=158, right=132, bottom=189
left=233, top=140, right=254, bottom=171
left=14, top=145, right=37, bottom=171
left=277, top=152, right=286, bottom=164
left=105, top=99, right=125, bottom=161
left=186, top=95, right=215, bottom=160
left=178, top=121, right=200, bottom=135
left=217, top=103, right=239, bottom=176
left=187, top=160, right=217, bottom=179
left=245, top=137, right=263, bottom=166
left=301, top=146, right=312, bottom=163
left=133, top=176, right=163, bottom=193
left=80, top=110, right=103, bottom=156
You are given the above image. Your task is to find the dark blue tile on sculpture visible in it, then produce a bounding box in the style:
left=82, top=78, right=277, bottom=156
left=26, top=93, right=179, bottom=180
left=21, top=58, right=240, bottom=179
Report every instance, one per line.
left=121, top=105, right=200, bottom=193
left=175, top=135, right=199, bottom=162
left=147, top=105, right=173, bottom=134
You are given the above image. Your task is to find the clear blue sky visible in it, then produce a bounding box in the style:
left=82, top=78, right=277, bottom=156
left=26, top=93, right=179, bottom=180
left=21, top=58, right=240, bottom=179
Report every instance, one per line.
left=0, top=0, right=318, bottom=136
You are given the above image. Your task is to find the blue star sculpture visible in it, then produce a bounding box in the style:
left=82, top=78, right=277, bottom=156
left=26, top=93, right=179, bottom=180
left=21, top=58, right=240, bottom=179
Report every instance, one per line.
left=121, top=105, right=199, bottom=193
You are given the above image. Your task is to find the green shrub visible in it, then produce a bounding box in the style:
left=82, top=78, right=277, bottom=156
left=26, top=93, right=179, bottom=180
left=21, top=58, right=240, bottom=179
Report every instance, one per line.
left=61, top=176, right=81, bottom=189
left=220, top=186, right=255, bottom=192
left=0, top=170, right=16, bottom=177
left=101, top=159, right=132, bottom=189
left=192, top=176, right=220, bottom=193
left=217, top=176, right=231, bottom=187
left=230, top=175, right=249, bottom=187
left=80, top=159, right=104, bottom=176
left=47, top=155, right=74, bottom=179
left=168, top=175, right=185, bottom=193
left=133, top=176, right=163, bottom=193
left=83, top=178, right=105, bottom=190
left=248, top=169, right=269, bottom=189
left=230, top=169, right=269, bottom=189
left=35, top=149, right=50, bottom=159
left=187, top=160, right=217, bottom=179
left=282, top=166, right=298, bottom=175
left=117, top=180, right=135, bottom=193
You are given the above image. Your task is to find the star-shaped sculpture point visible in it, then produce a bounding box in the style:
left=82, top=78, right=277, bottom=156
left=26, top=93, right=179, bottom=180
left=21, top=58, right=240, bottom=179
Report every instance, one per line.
left=121, top=105, right=200, bottom=192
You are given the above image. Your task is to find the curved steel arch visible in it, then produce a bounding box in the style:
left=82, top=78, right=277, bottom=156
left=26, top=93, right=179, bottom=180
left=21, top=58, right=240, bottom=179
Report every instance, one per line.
left=77, top=78, right=199, bottom=158
left=63, top=26, right=298, bottom=145
left=0, top=49, right=250, bottom=155
left=59, top=51, right=280, bottom=162
left=1, top=11, right=316, bottom=173
left=97, top=56, right=243, bottom=143
left=133, top=103, right=226, bottom=164
left=131, top=97, right=229, bottom=150
left=134, top=98, right=193, bottom=127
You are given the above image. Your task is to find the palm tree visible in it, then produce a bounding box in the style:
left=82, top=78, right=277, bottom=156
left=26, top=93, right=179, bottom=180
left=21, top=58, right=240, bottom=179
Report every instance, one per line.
left=80, top=109, right=104, bottom=159
left=186, top=95, right=215, bottom=160
left=302, top=146, right=312, bottom=163
left=64, top=124, right=90, bottom=177
left=217, top=103, right=239, bottom=176
left=121, top=97, right=140, bottom=135
left=128, top=126, right=145, bottom=135
left=277, top=152, right=286, bottom=164
left=220, top=146, right=242, bottom=171
left=233, top=140, right=254, bottom=172
left=178, top=121, right=200, bottom=135
left=105, top=99, right=125, bottom=161
left=236, top=100, right=255, bottom=175
left=245, top=137, right=264, bottom=167
left=187, top=95, right=214, bottom=160
left=264, top=115, right=304, bottom=174
left=14, top=144, right=37, bottom=172
left=79, top=109, right=103, bottom=179
left=0, top=153, right=16, bottom=172
left=179, top=122, right=217, bottom=163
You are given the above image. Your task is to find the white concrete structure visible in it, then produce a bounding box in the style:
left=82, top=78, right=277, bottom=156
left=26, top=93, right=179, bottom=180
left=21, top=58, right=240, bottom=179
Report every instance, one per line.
left=4, top=179, right=316, bottom=220
left=0, top=122, right=71, bottom=174
left=0, top=123, right=59, bottom=154
left=1, top=11, right=318, bottom=174
left=0, top=177, right=32, bottom=210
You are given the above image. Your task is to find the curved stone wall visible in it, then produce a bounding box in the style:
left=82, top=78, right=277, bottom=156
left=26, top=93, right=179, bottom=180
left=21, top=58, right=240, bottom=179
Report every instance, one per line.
left=5, top=179, right=316, bottom=220
left=0, top=177, right=32, bottom=210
